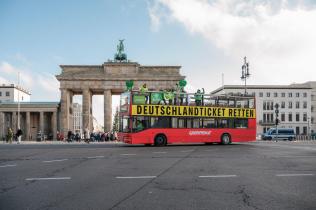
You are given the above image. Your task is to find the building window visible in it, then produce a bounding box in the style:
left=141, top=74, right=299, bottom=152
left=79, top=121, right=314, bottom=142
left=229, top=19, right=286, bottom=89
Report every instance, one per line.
left=274, top=92, right=278, bottom=97
left=5, top=91, right=10, bottom=97
left=266, top=92, right=270, bottom=97
left=303, top=127, right=307, bottom=135
left=281, top=92, right=285, bottom=97
left=0, top=92, right=2, bottom=96
left=263, top=102, right=266, bottom=110
left=303, top=92, right=307, bottom=97
left=288, top=113, right=292, bottom=122
left=263, top=113, right=266, bottom=122
left=288, top=101, right=292, bottom=109
left=296, top=101, right=300, bottom=109
left=296, top=92, right=300, bottom=97
left=303, top=113, right=307, bottom=121
left=296, top=113, right=300, bottom=122
left=296, top=127, right=300, bottom=135
left=281, top=113, right=285, bottom=121
left=281, top=101, right=285, bottom=108
left=259, top=92, right=263, bottom=97
left=303, top=101, right=307, bottom=109
left=288, top=93, right=292, bottom=97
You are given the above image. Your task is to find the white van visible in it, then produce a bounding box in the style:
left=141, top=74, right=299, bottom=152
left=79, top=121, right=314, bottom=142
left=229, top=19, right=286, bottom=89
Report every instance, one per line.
left=262, top=128, right=295, bottom=141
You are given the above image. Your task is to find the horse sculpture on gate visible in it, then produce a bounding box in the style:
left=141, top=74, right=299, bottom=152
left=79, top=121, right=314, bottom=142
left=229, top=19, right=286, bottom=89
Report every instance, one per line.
left=114, top=39, right=127, bottom=62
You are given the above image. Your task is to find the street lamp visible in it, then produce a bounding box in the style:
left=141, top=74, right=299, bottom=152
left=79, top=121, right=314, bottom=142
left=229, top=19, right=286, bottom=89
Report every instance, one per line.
left=241, top=56, right=250, bottom=94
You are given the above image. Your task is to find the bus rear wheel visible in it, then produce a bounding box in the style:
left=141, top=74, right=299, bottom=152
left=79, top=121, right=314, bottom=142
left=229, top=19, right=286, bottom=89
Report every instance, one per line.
left=154, top=134, right=167, bottom=146
left=221, top=133, right=231, bottom=145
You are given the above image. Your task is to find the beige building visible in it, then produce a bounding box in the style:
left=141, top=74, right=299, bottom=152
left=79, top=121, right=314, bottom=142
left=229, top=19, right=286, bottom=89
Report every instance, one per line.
left=0, top=102, right=59, bottom=141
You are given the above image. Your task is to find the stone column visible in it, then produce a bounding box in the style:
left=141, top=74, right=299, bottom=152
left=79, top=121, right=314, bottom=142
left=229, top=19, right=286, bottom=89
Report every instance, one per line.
left=82, top=89, right=92, bottom=133
left=90, top=93, right=93, bottom=132
left=60, top=89, right=70, bottom=136
left=0, top=112, right=4, bottom=140
left=52, top=111, right=57, bottom=140
left=26, top=112, right=30, bottom=141
left=12, top=111, right=17, bottom=134
left=40, top=111, right=44, bottom=135
left=104, top=90, right=112, bottom=132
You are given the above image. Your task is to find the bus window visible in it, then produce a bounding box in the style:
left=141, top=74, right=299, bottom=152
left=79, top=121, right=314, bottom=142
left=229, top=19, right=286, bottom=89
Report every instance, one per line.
left=248, top=99, right=255, bottom=108
left=150, top=117, right=171, bottom=128
left=218, top=119, right=234, bottom=128
left=178, top=118, right=185, bottom=128
left=203, top=118, right=216, bottom=128
left=228, top=100, right=235, bottom=107
left=120, top=117, right=130, bottom=132
left=235, top=119, right=248, bottom=128
left=193, top=118, right=200, bottom=128
left=187, top=118, right=192, bottom=128
left=132, top=116, right=150, bottom=132
left=172, top=118, right=177, bottom=128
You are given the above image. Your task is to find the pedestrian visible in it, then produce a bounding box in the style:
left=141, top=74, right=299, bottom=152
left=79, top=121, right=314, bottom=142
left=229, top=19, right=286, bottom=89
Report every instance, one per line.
left=7, top=128, right=13, bottom=144
left=16, top=128, right=23, bottom=144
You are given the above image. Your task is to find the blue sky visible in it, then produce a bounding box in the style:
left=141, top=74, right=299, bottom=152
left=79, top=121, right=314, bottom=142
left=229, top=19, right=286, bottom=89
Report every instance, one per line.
left=1, top=0, right=316, bottom=126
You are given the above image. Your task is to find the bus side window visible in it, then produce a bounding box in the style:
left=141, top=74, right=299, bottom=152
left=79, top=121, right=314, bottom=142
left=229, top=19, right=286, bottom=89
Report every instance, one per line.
left=192, top=118, right=200, bottom=128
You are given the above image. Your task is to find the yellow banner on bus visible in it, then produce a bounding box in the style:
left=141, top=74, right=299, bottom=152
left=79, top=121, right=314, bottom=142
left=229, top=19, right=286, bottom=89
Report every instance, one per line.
left=131, top=105, right=256, bottom=118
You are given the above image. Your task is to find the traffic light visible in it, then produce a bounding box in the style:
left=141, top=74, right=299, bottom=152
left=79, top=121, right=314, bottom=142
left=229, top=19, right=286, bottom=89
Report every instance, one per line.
left=275, top=118, right=279, bottom=125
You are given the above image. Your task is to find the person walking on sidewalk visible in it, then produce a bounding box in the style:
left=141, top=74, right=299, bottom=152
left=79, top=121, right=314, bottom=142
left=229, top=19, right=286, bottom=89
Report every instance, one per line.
left=16, top=128, right=23, bottom=144
left=7, top=128, right=13, bottom=144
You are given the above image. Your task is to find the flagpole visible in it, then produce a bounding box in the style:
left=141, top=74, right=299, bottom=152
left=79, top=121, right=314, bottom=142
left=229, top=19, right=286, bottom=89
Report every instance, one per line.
left=18, top=72, right=20, bottom=130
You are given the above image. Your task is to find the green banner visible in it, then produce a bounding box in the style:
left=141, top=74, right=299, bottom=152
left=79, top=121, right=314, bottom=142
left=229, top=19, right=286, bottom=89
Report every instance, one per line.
left=133, top=95, right=146, bottom=104
left=151, top=93, right=162, bottom=104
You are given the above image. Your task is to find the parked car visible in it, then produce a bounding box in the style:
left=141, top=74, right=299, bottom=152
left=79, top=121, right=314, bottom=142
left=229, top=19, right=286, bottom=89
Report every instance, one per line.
left=262, top=128, right=295, bottom=141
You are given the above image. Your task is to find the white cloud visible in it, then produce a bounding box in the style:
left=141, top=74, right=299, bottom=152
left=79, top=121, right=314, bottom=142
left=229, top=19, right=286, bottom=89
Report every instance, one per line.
left=0, top=62, right=16, bottom=74
left=149, top=0, right=316, bottom=86
left=37, top=73, right=60, bottom=94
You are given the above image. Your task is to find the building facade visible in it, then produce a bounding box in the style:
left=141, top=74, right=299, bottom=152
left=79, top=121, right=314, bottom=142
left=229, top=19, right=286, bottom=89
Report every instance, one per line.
left=0, top=84, right=31, bottom=103
left=73, top=103, right=82, bottom=134
left=211, top=85, right=312, bottom=135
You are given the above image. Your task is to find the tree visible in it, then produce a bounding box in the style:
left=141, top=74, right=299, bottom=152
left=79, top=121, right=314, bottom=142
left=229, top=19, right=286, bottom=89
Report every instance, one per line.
left=112, top=107, right=119, bottom=132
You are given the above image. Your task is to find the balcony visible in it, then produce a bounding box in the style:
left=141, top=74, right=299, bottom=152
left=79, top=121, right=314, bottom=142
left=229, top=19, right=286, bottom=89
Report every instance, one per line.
left=259, top=120, right=275, bottom=126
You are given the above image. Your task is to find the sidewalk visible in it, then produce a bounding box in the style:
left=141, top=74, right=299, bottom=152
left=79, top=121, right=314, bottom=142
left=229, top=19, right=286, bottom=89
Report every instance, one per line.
left=0, top=140, right=123, bottom=145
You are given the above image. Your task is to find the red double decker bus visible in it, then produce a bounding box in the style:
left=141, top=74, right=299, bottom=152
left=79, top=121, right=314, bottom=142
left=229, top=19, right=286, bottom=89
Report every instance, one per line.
left=118, top=91, right=256, bottom=146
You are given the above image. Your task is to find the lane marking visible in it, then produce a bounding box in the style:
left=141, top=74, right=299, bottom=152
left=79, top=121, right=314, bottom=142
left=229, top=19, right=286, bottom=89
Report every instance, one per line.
left=276, top=174, right=314, bottom=177
left=120, top=154, right=137, bottom=156
left=181, top=150, right=194, bottom=152
left=43, top=159, right=68, bottom=163
left=199, top=175, right=237, bottom=178
left=0, top=164, right=17, bottom=168
left=87, top=156, right=104, bottom=159
left=153, top=152, right=167, bottom=154
left=25, top=177, right=71, bottom=181
left=116, top=176, right=156, bottom=179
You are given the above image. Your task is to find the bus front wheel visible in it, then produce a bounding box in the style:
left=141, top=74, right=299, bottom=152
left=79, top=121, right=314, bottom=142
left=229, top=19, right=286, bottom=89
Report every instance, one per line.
left=154, top=134, right=167, bottom=146
left=221, top=133, right=231, bottom=145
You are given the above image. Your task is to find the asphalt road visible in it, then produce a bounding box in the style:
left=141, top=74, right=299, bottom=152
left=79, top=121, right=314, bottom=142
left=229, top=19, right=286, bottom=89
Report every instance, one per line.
left=0, top=141, right=316, bottom=210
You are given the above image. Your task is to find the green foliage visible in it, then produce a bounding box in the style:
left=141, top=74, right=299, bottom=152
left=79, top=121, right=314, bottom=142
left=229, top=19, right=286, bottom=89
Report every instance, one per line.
left=179, top=80, right=187, bottom=88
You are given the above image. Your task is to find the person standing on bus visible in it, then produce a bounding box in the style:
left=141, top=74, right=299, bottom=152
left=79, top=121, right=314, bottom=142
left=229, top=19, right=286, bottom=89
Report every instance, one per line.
left=164, top=89, right=174, bottom=105
left=195, top=88, right=205, bottom=106
left=139, top=83, right=149, bottom=104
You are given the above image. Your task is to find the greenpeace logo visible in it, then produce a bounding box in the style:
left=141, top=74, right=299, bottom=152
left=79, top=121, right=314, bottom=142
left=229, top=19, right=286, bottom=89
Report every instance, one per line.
left=189, top=131, right=211, bottom=136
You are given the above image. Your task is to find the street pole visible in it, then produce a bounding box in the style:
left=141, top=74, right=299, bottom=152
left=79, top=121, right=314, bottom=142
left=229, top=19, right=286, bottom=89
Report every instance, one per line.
left=17, top=72, right=20, bottom=130
left=241, top=57, right=250, bottom=95
left=275, top=103, right=279, bottom=141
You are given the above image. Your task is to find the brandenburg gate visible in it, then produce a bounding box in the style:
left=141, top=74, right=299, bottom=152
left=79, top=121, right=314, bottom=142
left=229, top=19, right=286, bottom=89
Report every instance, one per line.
left=56, top=41, right=185, bottom=135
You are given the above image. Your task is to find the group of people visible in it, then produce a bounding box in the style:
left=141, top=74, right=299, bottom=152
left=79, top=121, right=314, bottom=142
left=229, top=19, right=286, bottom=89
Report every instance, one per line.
left=3, top=128, right=23, bottom=144
left=62, top=130, right=118, bottom=143
left=139, top=83, right=205, bottom=106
